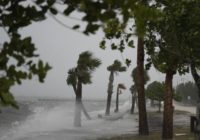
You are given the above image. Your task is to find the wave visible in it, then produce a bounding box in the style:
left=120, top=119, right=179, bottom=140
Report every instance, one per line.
left=1, top=99, right=134, bottom=140
left=1, top=102, right=74, bottom=140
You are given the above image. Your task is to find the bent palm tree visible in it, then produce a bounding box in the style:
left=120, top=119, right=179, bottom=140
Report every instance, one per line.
left=105, top=60, right=126, bottom=115
left=114, top=83, right=126, bottom=113
left=67, top=51, right=101, bottom=127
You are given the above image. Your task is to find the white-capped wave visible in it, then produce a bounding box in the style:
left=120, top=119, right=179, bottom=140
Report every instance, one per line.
left=1, top=99, right=138, bottom=140
left=1, top=102, right=74, bottom=140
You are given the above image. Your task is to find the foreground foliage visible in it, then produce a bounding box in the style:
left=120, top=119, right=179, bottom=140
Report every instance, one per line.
left=0, top=0, right=54, bottom=109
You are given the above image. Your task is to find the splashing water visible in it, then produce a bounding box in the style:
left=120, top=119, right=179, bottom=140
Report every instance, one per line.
left=1, top=101, right=75, bottom=140
left=1, top=99, right=138, bottom=140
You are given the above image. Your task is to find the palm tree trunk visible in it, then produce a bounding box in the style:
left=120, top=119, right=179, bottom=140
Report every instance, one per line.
left=74, top=79, right=82, bottom=127
left=137, top=37, right=149, bottom=135
left=115, top=87, right=119, bottom=113
left=105, top=94, right=112, bottom=115
left=81, top=102, right=91, bottom=120
left=130, top=93, right=136, bottom=114
left=74, top=98, right=81, bottom=127
left=105, top=71, right=114, bottom=115
left=162, top=71, right=174, bottom=139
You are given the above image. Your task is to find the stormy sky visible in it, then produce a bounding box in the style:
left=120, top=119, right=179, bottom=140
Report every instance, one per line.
left=1, top=16, right=193, bottom=100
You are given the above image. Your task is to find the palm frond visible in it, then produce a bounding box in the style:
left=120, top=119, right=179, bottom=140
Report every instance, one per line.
left=78, top=70, right=92, bottom=84
left=68, top=51, right=101, bottom=86
left=118, top=66, right=126, bottom=72
left=66, top=68, right=77, bottom=86
left=77, top=51, right=101, bottom=72
left=77, top=51, right=92, bottom=67
left=107, top=60, right=126, bottom=72
left=88, top=59, right=101, bottom=71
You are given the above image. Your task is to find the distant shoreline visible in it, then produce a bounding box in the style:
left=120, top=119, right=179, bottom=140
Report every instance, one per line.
left=14, top=95, right=129, bottom=102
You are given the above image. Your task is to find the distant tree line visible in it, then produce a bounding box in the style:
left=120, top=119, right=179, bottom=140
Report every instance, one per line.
left=176, top=81, right=199, bottom=105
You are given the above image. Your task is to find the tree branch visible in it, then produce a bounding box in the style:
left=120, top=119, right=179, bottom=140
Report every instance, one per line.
left=53, top=6, right=82, bottom=22
left=48, top=13, right=84, bottom=34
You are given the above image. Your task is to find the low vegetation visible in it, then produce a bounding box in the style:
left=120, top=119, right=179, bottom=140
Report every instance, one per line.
left=97, top=127, right=194, bottom=140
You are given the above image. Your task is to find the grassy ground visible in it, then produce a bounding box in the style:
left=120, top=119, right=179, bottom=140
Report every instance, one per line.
left=97, top=127, right=194, bottom=140
left=97, top=110, right=194, bottom=140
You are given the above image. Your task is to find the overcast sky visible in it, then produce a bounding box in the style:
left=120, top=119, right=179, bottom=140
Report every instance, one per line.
left=1, top=15, right=193, bottom=100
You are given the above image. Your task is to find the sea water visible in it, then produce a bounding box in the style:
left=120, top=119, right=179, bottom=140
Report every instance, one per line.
left=0, top=98, right=136, bottom=140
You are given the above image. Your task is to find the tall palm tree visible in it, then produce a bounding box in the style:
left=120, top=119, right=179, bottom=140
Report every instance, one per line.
left=67, top=51, right=101, bottom=127
left=114, top=83, right=126, bottom=113
left=131, top=67, right=150, bottom=114
left=105, top=60, right=126, bottom=115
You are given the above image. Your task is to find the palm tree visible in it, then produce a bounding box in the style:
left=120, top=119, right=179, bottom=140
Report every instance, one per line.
left=67, top=51, right=101, bottom=127
left=131, top=67, right=150, bottom=114
left=105, top=60, right=126, bottom=115
left=130, top=85, right=137, bottom=114
left=114, top=83, right=126, bottom=113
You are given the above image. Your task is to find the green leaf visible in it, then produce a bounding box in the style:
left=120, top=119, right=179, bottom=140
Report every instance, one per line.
left=145, top=62, right=152, bottom=70
left=64, top=6, right=75, bottom=16
left=36, top=0, right=45, bottom=4
left=28, top=73, right=32, bottom=79
left=47, top=0, right=55, bottom=6
left=84, top=24, right=99, bottom=34
left=0, top=0, right=9, bottom=6
left=49, top=8, right=57, bottom=15
left=118, top=46, right=125, bottom=52
left=99, top=40, right=106, bottom=50
left=128, top=40, right=134, bottom=48
left=0, top=92, right=19, bottom=109
left=72, top=25, right=80, bottom=30
left=125, top=59, right=131, bottom=67
left=111, top=43, right=117, bottom=50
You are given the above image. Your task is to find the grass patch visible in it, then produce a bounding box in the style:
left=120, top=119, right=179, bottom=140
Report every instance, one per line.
left=97, top=127, right=194, bottom=140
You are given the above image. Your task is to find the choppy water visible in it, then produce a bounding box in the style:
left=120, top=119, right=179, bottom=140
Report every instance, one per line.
left=1, top=98, right=194, bottom=140
left=0, top=98, right=130, bottom=140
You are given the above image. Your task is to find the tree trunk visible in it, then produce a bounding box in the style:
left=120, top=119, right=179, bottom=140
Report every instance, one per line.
left=135, top=93, right=138, bottom=108
left=115, top=87, right=119, bottom=113
left=190, top=61, right=200, bottom=140
left=81, top=102, right=91, bottom=120
left=190, top=61, right=200, bottom=98
left=74, top=98, right=82, bottom=127
left=105, top=71, right=114, bottom=115
left=105, top=94, right=112, bottom=115
left=74, top=79, right=82, bottom=127
left=130, top=92, right=136, bottom=114
left=162, top=71, right=174, bottom=139
left=136, top=37, right=149, bottom=135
